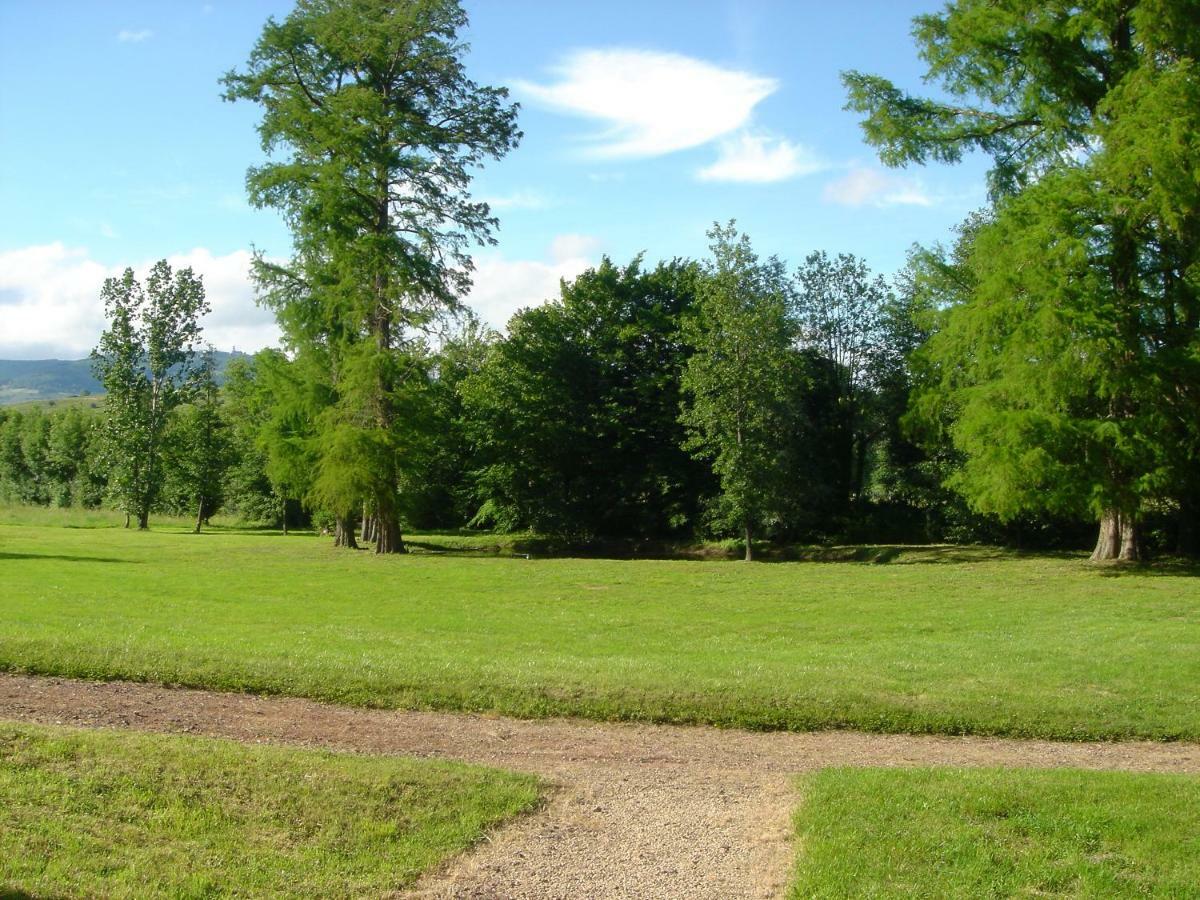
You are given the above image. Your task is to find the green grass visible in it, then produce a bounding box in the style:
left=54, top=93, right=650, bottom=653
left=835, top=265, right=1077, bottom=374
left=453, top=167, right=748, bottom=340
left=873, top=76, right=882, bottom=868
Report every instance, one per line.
left=1, top=513, right=1198, bottom=740
left=790, top=767, right=1200, bottom=897
left=0, top=721, right=539, bottom=898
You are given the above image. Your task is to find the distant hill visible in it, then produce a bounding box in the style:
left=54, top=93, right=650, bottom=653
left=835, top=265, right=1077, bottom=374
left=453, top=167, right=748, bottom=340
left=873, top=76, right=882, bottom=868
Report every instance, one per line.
left=0, top=351, right=248, bottom=406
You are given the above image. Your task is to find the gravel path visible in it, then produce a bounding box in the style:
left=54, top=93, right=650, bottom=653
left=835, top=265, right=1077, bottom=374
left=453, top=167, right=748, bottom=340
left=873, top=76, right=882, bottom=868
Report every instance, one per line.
left=2, top=673, right=1198, bottom=899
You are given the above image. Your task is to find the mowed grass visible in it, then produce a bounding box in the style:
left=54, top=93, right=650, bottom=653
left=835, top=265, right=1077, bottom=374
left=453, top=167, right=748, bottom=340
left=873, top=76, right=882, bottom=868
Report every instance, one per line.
left=0, top=721, right=539, bottom=898
left=790, top=767, right=1200, bottom=898
left=1, top=518, right=1198, bottom=739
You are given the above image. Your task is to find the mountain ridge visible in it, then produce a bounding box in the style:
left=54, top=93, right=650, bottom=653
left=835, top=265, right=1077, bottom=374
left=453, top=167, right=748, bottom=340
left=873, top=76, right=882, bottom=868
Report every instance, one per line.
left=0, top=351, right=249, bottom=405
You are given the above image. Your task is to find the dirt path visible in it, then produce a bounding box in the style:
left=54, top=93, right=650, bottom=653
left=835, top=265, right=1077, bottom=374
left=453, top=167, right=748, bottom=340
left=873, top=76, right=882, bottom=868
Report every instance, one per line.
left=2, top=674, right=1198, bottom=899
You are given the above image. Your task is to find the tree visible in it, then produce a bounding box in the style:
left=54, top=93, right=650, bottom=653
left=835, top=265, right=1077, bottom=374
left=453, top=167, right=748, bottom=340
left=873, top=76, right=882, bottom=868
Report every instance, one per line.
left=680, top=223, right=798, bottom=561
left=846, top=0, right=1200, bottom=560
left=91, top=262, right=210, bottom=529
left=223, top=0, right=520, bottom=553
left=167, top=350, right=233, bottom=533
left=792, top=251, right=892, bottom=508
left=461, top=257, right=707, bottom=539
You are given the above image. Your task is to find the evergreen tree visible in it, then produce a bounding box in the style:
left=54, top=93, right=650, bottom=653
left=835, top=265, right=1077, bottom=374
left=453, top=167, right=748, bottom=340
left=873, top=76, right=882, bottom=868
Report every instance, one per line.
left=223, top=0, right=520, bottom=553
left=846, top=0, right=1200, bottom=559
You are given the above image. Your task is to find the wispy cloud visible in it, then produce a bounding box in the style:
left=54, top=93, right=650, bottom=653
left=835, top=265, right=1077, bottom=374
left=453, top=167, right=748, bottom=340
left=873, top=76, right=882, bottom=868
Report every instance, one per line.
left=697, top=133, right=825, bottom=184
left=117, top=28, right=153, bottom=43
left=822, top=166, right=933, bottom=208
left=514, top=48, right=776, bottom=158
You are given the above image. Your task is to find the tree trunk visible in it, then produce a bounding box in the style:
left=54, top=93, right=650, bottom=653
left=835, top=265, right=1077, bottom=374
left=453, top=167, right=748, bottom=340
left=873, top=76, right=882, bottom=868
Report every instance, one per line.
left=1090, top=509, right=1121, bottom=561
left=1118, top=516, right=1142, bottom=562
left=1179, top=496, right=1199, bottom=557
left=333, top=516, right=358, bottom=549
left=194, top=498, right=204, bottom=534
left=137, top=509, right=150, bottom=530
left=743, top=521, right=753, bottom=562
left=373, top=490, right=406, bottom=554
left=361, top=502, right=377, bottom=545
left=124, top=512, right=130, bottom=529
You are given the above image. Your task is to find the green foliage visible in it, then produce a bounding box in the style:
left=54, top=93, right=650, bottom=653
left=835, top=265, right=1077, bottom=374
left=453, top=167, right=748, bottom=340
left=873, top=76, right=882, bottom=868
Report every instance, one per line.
left=0, top=722, right=539, bottom=898
left=90, top=261, right=210, bottom=529
left=462, top=256, right=708, bottom=538
left=791, top=767, right=1200, bottom=898
left=680, top=223, right=799, bottom=556
left=163, top=351, right=234, bottom=529
left=850, top=0, right=1200, bottom=555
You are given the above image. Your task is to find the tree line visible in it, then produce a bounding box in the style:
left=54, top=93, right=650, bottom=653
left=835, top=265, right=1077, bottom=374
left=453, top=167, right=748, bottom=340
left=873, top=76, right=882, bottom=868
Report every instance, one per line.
left=4, top=0, right=1195, bottom=561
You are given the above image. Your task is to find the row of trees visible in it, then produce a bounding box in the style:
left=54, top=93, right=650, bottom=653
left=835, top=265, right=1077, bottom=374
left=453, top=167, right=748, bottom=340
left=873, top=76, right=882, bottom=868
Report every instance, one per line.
left=9, top=0, right=1194, bottom=561
left=8, top=229, right=1184, bottom=556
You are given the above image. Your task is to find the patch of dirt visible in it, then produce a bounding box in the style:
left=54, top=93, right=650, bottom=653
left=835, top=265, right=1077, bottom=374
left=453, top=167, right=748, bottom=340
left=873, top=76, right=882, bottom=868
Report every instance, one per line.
left=1, top=673, right=1197, bottom=898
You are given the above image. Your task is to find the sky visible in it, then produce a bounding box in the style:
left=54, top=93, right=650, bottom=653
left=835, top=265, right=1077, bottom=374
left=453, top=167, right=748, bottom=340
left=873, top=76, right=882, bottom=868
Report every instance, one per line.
left=0, top=0, right=990, bottom=359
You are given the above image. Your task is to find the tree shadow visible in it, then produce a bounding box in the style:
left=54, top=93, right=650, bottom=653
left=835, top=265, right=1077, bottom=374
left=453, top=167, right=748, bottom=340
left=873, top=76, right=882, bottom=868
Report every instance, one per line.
left=401, top=538, right=1045, bottom=565
left=1090, top=557, right=1200, bottom=578
left=0, top=552, right=131, bottom=564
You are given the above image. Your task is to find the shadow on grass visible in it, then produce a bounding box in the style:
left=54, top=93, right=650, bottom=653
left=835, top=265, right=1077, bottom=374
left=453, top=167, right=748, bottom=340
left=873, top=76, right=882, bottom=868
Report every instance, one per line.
left=1090, top=557, right=1200, bottom=578
left=402, top=538, right=1045, bottom=565
left=0, top=552, right=130, bottom=564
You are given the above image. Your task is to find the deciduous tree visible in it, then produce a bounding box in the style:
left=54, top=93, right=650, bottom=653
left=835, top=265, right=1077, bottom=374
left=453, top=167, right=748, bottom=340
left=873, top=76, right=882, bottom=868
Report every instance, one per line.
left=91, top=262, right=209, bottom=529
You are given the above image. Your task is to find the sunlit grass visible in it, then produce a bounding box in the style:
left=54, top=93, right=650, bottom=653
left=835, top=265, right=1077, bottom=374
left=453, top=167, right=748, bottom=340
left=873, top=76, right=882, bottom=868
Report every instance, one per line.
left=1, top=510, right=1197, bottom=739
left=0, top=721, right=539, bottom=898
left=790, top=767, right=1200, bottom=897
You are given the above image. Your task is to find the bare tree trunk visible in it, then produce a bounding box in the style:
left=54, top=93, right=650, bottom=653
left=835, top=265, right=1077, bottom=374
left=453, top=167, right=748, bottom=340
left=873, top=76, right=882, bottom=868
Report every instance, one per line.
left=1091, top=509, right=1121, bottom=561
left=137, top=508, right=150, bottom=530
left=1118, top=516, right=1142, bottom=562
left=361, top=502, right=378, bottom=545
left=743, top=521, right=753, bottom=562
left=194, top=498, right=204, bottom=534
left=124, top=511, right=130, bottom=529
left=334, top=516, right=358, bottom=549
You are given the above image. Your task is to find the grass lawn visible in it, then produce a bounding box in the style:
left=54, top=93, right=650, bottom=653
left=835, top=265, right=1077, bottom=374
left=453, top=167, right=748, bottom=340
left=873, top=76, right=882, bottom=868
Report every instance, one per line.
left=0, top=721, right=539, bottom=898
left=1, top=514, right=1198, bottom=739
left=790, top=767, right=1200, bottom=898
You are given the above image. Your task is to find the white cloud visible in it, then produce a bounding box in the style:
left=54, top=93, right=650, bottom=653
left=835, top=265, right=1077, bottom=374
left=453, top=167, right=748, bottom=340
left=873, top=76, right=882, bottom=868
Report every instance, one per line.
left=515, top=48, right=777, bottom=158
left=822, top=166, right=933, bottom=208
left=0, top=244, right=279, bottom=359
left=548, top=234, right=600, bottom=262
left=696, top=133, right=825, bottom=183
left=117, top=28, right=153, bottom=43
left=466, top=236, right=599, bottom=329
left=481, top=190, right=552, bottom=211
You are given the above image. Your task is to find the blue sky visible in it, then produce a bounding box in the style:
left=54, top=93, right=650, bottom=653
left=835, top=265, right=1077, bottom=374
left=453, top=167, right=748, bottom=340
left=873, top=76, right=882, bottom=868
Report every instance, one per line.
left=0, top=0, right=989, bottom=358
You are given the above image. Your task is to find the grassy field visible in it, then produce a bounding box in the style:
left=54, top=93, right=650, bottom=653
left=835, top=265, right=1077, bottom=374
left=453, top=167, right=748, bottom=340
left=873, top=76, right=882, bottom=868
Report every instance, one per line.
left=0, top=721, right=539, bottom=898
left=1, top=514, right=1198, bottom=740
left=790, top=767, right=1200, bottom=897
